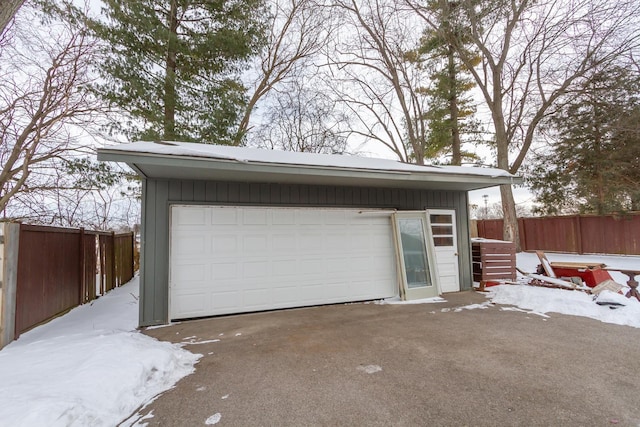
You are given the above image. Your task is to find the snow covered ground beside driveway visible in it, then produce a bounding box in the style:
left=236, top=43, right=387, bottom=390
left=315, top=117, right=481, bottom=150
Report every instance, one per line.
left=485, top=252, right=640, bottom=329
left=0, top=276, right=200, bottom=427
left=0, top=252, right=638, bottom=426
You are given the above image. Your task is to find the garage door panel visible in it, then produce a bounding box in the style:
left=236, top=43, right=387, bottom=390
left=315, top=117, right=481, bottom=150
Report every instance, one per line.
left=243, top=289, right=272, bottom=307
left=298, top=210, right=323, bottom=225
left=176, top=207, right=207, bottom=225
left=325, top=257, right=350, bottom=274
left=273, top=234, right=296, bottom=251
left=211, top=262, right=237, bottom=280
left=299, top=233, right=324, bottom=252
left=212, top=235, right=238, bottom=252
left=272, top=209, right=295, bottom=224
left=208, top=279, right=239, bottom=293
left=349, top=234, right=372, bottom=250
left=173, top=234, right=206, bottom=255
left=271, top=287, right=300, bottom=304
left=271, top=259, right=298, bottom=277
left=298, top=258, right=324, bottom=275
left=242, top=261, right=271, bottom=279
left=324, top=211, right=347, bottom=224
left=243, top=209, right=268, bottom=225
left=212, top=292, right=241, bottom=310
left=324, top=282, right=349, bottom=297
left=211, top=208, right=238, bottom=224
left=170, top=206, right=397, bottom=319
left=172, top=263, right=207, bottom=282
left=173, top=292, right=207, bottom=316
left=243, top=235, right=269, bottom=252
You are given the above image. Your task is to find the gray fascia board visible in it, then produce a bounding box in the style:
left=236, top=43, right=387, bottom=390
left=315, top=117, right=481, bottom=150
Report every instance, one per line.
left=97, top=149, right=522, bottom=191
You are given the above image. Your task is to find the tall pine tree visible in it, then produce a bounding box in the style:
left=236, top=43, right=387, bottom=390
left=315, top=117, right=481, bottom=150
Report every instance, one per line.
left=413, top=0, right=481, bottom=165
left=527, top=65, right=640, bottom=215
left=88, top=0, right=267, bottom=143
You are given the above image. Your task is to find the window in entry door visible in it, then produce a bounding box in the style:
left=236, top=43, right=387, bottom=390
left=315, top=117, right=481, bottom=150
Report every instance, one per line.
left=430, top=214, right=454, bottom=247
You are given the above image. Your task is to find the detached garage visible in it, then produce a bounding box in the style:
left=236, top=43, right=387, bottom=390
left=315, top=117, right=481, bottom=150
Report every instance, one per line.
left=98, top=141, right=519, bottom=327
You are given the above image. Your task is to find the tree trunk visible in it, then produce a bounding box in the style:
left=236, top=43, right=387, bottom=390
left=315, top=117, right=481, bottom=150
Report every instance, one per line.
left=448, top=43, right=461, bottom=166
left=500, top=184, right=520, bottom=250
left=0, top=0, right=25, bottom=36
left=492, top=80, right=520, bottom=249
left=163, top=0, right=179, bottom=141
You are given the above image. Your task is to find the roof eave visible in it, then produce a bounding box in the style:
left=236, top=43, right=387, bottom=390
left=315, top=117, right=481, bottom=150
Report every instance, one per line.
left=98, top=149, right=522, bottom=192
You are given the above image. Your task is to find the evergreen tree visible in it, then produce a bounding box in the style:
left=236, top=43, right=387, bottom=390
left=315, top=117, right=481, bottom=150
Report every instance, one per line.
left=412, top=0, right=481, bottom=165
left=88, top=0, right=267, bottom=143
left=527, top=65, right=640, bottom=215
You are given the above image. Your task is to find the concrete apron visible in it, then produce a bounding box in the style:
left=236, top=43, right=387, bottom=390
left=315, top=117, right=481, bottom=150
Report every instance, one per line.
left=139, top=291, right=640, bottom=426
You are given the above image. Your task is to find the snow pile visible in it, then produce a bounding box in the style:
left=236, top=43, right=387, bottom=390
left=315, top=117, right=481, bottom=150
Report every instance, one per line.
left=357, top=364, right=383, bottom=374
left=376, top=296, right=446, bottom=304
left=453, top=302, right=493, bottom=311
left=487, top=284, right=640, bottom=328
left=0, top=277, right=200, bottom=427
left=595, top=289, right=632, bottom=306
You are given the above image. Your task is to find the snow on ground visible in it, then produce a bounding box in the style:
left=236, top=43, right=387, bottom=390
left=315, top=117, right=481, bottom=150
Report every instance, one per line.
left=377, top=252, right=640, bottom=328
left=485, top=252, right=640, bottom=328
left=1, top=252, right=638, bottom=426
left=376, top=296, right=447, bottom=304
left=0, top=276, right=200, bottom=427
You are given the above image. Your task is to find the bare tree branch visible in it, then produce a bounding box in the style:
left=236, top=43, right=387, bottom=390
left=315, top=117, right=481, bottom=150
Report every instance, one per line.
left=407, top=0, right=640, bottom=245
left=236, top=0, right=332, bottom=143
left=329, top=0, right=435, bottom=164
left=0, top=4, right=104, bottom=215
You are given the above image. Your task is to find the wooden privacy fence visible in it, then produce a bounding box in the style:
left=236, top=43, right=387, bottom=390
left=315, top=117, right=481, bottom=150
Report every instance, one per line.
left=0, top=222, right=135, bottom=348
left=474, top=212, right=640, bottom=255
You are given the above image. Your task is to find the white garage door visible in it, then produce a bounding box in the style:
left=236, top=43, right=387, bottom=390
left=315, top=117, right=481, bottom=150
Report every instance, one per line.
left=169, top=205, right=398, bottom=319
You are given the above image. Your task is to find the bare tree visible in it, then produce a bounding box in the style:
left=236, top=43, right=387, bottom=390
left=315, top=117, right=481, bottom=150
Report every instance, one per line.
left=408, top=0, right=640, bottom=246
left=7, top=157, right=140, bottom=230
left=330, top=0, right=451, bottom=165
left=0, top=4, right=102, bottom=215
left=236, top=0, right=333, bottom=143
left=252, top=77, right=350, bottom=153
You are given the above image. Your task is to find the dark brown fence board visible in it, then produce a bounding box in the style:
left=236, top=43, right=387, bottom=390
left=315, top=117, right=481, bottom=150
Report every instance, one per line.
left=100, top=234, right=115, bottom=292
left=476, top=212, right=640, bottom=255
left=476, top=219, right=503, bottom=241
left=114, top=232, right=134, bottom=287
left=14, top=225, right=135, bottom=337
left=81, top=232, right=97, bottom=303
left=16, top=225, right=82, bottom=336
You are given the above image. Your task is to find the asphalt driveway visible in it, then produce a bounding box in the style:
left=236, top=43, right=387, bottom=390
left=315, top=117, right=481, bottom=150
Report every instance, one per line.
left=138, top=291, right=640, bottom=426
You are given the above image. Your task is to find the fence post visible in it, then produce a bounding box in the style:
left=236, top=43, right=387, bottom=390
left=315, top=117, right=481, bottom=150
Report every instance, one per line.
left=130, top=232, right=135, bottom=279
left=575, top=215, right=584, bottom=255
left=518, top=218, right=527, bottom=252
left=111, top=231, right=117, bottom=288
left=99, top=236, right=105, bottom=295
left=0, top=222, right=20, bottom=350
left=79, top=227, right=85, bottom=304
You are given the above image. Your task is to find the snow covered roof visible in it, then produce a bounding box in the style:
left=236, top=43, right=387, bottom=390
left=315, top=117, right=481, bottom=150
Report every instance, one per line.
left=97, top=141, right=521, bottom=191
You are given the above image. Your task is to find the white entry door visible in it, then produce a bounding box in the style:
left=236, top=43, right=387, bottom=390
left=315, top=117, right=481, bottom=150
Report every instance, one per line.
left=169, top=205, right=398, bottom=319
left=427, top=209, right=460, bottom=293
